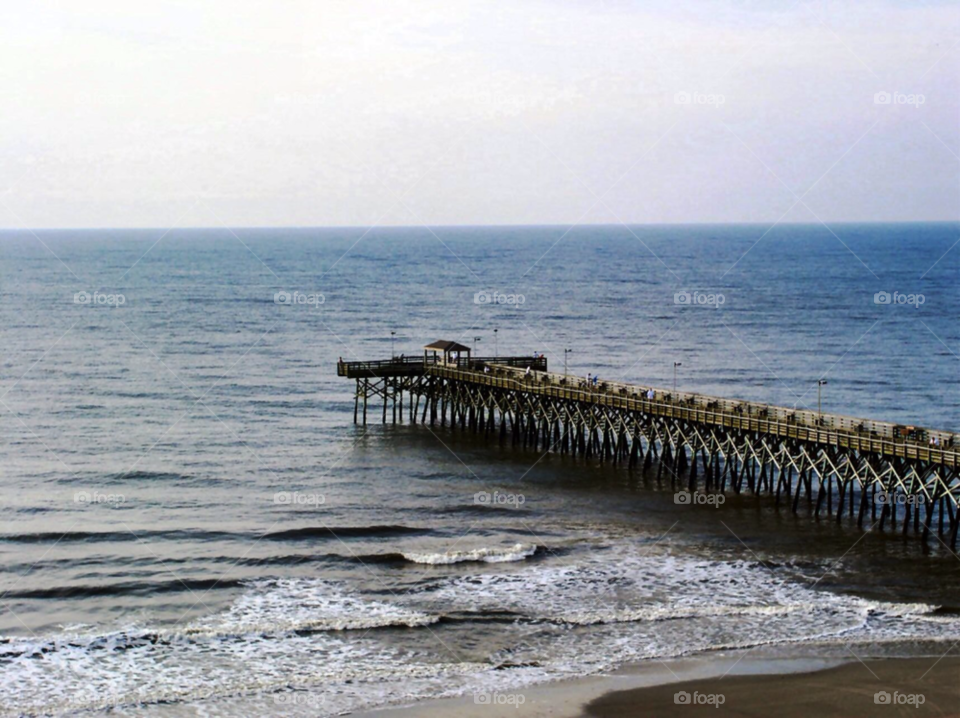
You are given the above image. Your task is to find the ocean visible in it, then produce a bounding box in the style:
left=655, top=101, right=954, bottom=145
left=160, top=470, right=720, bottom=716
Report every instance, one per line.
left=1, top=223, right=959, bottom=716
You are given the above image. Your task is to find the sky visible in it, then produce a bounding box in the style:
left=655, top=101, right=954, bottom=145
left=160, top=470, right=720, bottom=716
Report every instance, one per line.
left=0, top=0, right=957, bottom=229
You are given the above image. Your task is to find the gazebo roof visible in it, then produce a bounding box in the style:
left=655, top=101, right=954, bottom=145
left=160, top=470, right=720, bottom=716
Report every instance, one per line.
left=424, top=340, right=471, bottom=353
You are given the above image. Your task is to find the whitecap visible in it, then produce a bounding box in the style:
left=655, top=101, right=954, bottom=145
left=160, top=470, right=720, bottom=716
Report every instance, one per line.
left=401, top=542, right=539, bottom=565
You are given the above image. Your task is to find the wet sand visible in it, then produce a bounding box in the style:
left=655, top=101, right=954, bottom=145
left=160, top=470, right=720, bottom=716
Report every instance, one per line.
left=585, top=656, right=960, bottom=718
left=362, top=654, right=960, bottom=718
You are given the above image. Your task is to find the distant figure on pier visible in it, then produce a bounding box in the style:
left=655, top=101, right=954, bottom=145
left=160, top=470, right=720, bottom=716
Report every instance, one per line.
left=593, top=375, right=599, bottom=387
left=587, top=373, right=592, bottom=386
left=647, top=388, right=654, bottom=400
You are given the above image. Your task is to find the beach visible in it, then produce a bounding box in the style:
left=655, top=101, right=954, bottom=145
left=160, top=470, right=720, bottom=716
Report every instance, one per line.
left=363, top=654, right=960, bottom=718
left=588, top=656, right=960, bottom=718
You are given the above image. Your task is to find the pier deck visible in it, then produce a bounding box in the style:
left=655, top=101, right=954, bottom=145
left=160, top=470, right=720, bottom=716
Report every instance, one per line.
left=337, top=355, right=547, bottom=378
left=337, top=351, right=960, bottom=546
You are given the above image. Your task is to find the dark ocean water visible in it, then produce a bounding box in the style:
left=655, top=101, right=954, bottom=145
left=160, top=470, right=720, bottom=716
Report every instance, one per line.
left=0, top=223, right=959, bottom=716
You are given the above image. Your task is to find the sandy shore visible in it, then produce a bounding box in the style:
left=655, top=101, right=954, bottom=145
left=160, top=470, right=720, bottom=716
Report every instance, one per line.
left=360, top=653, right=960, bottom=718
left=586, top=656, right=960, bottom=718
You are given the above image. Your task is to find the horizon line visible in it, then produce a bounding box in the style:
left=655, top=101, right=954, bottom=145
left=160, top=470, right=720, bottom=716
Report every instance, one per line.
left=1, top=219, right=958, bottom=232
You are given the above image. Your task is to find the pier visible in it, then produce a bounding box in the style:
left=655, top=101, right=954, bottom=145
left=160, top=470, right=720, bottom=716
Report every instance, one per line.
left=338, top=342, right=960, bottom=547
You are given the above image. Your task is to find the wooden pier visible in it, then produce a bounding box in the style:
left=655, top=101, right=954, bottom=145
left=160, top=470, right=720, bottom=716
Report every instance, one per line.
left=338, top=343, right=960, bottom=547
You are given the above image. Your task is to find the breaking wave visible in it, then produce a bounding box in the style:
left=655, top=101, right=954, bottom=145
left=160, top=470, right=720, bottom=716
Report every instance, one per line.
left=400, top=543, right=541, bottom=565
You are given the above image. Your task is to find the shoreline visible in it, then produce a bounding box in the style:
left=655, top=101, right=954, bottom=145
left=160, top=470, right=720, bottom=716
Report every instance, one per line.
left=359, top=651, right=959, bottom=718
left=357, top=652, right=846, bottom=718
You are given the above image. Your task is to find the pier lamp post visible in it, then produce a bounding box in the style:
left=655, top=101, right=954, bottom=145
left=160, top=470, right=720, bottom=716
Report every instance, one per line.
left=673, top=362, right=682, bottom=395
left=474, top=336, right=482, bottom=355
left=390, top=331, right=396, bottom=359
left=494, top=329, right=498, bottom=358
left=818, top=379, right=828, bottom=421
left=564, top=348, right=572, bottom=375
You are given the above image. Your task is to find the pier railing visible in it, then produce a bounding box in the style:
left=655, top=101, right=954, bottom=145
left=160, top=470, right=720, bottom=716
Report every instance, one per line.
left=428, top=364, right=959, bottom=468
left=337, top=355, right=546, bottom=378
left=336, top=356, right=427, bottom=377
left=459, top=356, right=548, bottom=371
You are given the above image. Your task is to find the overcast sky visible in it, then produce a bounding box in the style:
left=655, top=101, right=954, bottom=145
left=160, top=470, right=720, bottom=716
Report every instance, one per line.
left=1, top=1, right=957, bottom=228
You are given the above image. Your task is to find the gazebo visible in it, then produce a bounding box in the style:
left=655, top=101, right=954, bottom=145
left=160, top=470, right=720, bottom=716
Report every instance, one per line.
left=424, top=340, right=471, bottom=366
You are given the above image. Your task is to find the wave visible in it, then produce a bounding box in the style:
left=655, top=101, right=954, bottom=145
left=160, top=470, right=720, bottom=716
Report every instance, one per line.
left=4, top=545, right=960, bottom=717
left=248, top=399, right=324, bottom=410
left=1, top=546, right=547, bottom=574
left=0, top=612, right=438, bottom=660
left=236, top=552, right=412, bottom=567
left=429, top=504, right=536, bottom=516
left=105, top=391, right=172, bottom=400
left=113, top=471, right=189, bottom=482
left=0, top=525, right=432, bottom=545
left=0, top=578, right=441, bottom=661
left=262, top=525, right=432, bottom=541
left=246, top=545, right=556, bottom=567
left=4, top=577, right=244, bottom=600
left=400, top=543, right=541, bottom=565
left=52, top=471, right=229, bottom=487
left=186, top=576, right=440, bottom=636
left=0, top=529, right=237, bottom=544
left=554, top=603, right=812, bottom=626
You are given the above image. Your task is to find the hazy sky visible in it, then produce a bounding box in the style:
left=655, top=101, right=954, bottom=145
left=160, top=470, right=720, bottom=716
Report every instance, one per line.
left=1, top=1, right=957, bottom=228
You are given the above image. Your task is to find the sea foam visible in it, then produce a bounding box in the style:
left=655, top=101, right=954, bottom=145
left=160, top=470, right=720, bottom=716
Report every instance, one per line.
left=401, top=543, right=539, bottom=565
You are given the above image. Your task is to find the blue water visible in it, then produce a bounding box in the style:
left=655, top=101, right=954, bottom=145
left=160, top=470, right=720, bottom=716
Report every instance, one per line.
left=0, top=223, right=958, bottom=716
